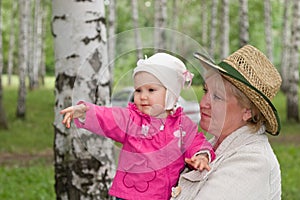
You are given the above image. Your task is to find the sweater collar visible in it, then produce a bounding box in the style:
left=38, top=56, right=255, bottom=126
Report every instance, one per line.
left=212, top=125, right=266, bottom=156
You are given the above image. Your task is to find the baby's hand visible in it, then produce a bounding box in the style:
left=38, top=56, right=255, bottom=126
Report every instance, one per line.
left=60, top=104, right=87, bottom=128
left=185, top=153, right=210, bottom=171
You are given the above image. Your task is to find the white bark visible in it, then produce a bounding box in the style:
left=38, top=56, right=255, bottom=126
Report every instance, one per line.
left=287, top=0, right=300, bottom=121
left=0, top=0, right=8, bottom=129
left=264, top=0, right=273, bottom=62
left=220, top=0, right=230, bottom=59
left=154, top=0, right=167, bottom=52
left=107, top=0, right=116, bottom=80
left=239, top=0, right=249, bottom=47
left=281, top=0, right=291, bottom=93
left=209, top=0, right=218, bottom=58
left=52, top=0, right=115, bottom=199
left=17, top=0, right=29, bottom=118
left=201, top=0, right=208, bottom=47
left=131, top=0, right=143, bottom=59
left=7, top=1, right=17, bottom=85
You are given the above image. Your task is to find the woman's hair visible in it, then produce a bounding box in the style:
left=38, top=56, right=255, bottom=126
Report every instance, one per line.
left=226, top=79, right=266, bottom=132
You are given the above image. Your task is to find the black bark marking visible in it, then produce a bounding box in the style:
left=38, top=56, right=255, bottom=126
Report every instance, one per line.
left=86, top=16, right=106, bottom=25
left=81, top=34, right=102, bottom=45
left=55, top=73, right=76, bottom=93
left=66, top=54, right=80, bottom=60
left=51, top=15, right=67, bottom=37
left=88, top=49, right=102, bottom=73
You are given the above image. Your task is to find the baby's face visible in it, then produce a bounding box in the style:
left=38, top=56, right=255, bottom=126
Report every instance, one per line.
left=134, top=83, right=166, bottom=117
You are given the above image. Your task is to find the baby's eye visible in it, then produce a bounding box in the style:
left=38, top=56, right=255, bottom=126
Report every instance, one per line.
left=135, top=89, right=141, bottom=93
left=149, top=88, right=155, bottom=92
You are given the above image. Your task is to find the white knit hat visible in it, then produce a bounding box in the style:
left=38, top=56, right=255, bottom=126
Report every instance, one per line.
left=133, top=53, right=194, bottom=110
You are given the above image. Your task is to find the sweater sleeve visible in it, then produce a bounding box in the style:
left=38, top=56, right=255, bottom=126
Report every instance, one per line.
left=74, top=101, right=130, bottom=143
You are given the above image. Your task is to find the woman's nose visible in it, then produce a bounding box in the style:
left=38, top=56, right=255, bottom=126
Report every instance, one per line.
left=200, top=93, right=210, bottom=107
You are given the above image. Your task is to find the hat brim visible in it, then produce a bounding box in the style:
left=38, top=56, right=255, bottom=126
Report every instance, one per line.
left=193, top=52, right=280, bottom=135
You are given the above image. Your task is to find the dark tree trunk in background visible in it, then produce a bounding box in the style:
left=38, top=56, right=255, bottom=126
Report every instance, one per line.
left=281, top=0, right=291, bottom=93
left=239, top=0, right=249, bottom=47
left=131, top=0, right=143, bottom=59
left=264, top=0, right=273, bottom=62
left=287, top=0, right=300, bottom=122
left=220, top=0, right=230, bottom=59
left=16, top=0, right=29, bottom=118
left=154, top=0, right=167, bottom=52
left=0, top=0, right=8, bottom=129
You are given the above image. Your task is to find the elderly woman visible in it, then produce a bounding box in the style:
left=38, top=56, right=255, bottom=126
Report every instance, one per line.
left=171, top=45, right=282, bottom=200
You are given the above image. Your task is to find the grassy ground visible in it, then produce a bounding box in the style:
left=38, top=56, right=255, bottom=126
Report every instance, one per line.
left=0, top=76, right=299, bottom=199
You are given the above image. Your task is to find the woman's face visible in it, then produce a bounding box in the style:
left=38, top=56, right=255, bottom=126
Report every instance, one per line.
left=199, top=73, right=250, bottom=139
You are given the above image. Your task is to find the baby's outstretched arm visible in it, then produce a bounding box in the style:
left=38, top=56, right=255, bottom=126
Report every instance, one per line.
left=185, top=153, right=211, bottom=171
left=60, top=103, right=87, bottom=128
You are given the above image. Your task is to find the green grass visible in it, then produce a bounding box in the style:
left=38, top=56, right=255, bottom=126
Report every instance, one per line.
left=273, top=144, right=300, bottom=200
left=0, top=86, right=54, bottom=153
left=0, top=76, right=300, bottom=199
left=0, top=162, right=55, bottom=200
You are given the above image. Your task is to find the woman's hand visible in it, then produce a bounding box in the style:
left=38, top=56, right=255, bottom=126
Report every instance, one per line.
left=185, top=153, right=211, bottom=171
left=60, top=104, right=87, bottom=128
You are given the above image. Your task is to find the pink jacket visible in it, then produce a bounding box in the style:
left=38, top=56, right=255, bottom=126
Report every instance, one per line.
left=74, top=102, right=215, bottom=200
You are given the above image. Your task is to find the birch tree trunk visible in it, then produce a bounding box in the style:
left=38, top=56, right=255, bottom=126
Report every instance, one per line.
left=107, top=0, right=116, bottom=81
left=154, top=0, right=167, bottom=52
left=170, top=0, right=178, bottom=52
left=52, top=0, right=115, bottom=199
left=28, top=0, right=35, bottom=90
left=281, top=0, right=291, bottom=93
left=16, top=0, right=29, bottom=118
left=264, top=0, right=273, bottom=62
left=220, top=0, right=229, bottom=59
left=239, top=0, right=249, bottom=47
left=0, top=0, right=8, bottom=129
left=201, top=0, right=208, bottom=47
left=131, top=0, right=143, bottom=59
left=7, top=1, right=17, bottom=86
left=31, top=0, right=43, bottom=89
left=209, top=0, right=218, bottom=58
left=287, top=0, right=300, bottom=122
left=40, top=3, right=47, bottom=86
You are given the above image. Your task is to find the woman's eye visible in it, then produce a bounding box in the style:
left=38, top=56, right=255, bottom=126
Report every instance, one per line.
left=203, top=88, right=208, bottom=94
left=213, top=94, right=223, bottom=101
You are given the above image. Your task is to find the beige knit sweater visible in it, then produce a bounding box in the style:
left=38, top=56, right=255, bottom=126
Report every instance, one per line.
left=171, top=126, right=281, bottom=200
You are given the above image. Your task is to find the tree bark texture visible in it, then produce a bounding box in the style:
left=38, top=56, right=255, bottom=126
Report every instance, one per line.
left=52, top=0, right=115, bottom=199
left=287, top=0, right=300, bottom=122
left=209, top=0, right=218, bottom=58
left=7, top=0, right=17, bottom=85
left=200, top=0, right=208, bottom=48
left=239, top=0, right=249, bottom=47
left=280, top=0, right=291, bottom=93
left=264, top=0, right=273, bottom=62
left=154, top=0, right=167, bottom=52
left=131, top=0, right=143, bottom=60
left=16, top=0, right=29, bottom=118
left=107, top=0, right=116, bottom=82
left=0, top=0, right=8, bottom=129
left=220, top=0, right=230, bottom=59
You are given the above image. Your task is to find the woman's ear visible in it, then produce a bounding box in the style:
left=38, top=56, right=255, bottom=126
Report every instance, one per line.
left=242, top=108, right=252, bottom=121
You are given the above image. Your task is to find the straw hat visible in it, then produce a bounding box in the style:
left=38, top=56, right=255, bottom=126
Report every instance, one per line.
left=194, top=45, right=282, bottom=135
